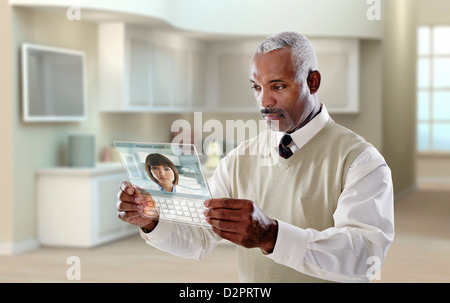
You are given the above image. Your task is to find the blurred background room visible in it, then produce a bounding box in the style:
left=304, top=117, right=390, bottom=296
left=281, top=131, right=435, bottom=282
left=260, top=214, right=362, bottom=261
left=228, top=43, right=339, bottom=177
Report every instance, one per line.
left=0, top=0, right=449, bottom=283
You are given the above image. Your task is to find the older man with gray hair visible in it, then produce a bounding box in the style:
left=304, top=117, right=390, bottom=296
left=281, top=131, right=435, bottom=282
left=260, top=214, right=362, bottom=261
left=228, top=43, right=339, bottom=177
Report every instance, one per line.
left=117, top=31, right=394, bottom=283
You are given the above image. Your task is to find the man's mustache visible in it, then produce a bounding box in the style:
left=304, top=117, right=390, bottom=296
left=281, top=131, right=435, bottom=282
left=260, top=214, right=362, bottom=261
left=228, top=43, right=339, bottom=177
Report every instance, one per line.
left=260, top=108, right=285, bottom=116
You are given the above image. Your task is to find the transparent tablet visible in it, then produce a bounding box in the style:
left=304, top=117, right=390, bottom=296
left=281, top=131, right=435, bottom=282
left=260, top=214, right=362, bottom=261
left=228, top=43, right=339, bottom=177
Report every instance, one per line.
left=114, top=141, right=212, bottom=228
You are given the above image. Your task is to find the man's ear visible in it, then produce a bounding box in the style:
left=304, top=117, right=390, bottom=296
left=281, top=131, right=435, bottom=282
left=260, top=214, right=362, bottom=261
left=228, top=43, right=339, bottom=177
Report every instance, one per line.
left=307, top=70, right=321, bottom=94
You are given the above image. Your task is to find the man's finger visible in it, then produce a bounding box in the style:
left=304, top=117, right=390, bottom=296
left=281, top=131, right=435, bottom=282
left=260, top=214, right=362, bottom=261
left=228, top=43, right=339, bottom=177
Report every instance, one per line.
left=210, top=225, right=241, bottom=244
left=117, top=210, right=140, bottom=221
left=120, top=181, right=135, bottom=195
left=204, top=208, right=243, bottom=222
left=204, top=198, right=252, bottom=210
left=117, top=189, right=138, bottom=204
left=207, top=217, right=238, bottom=232
left=116, top=200, right=142, bottom=212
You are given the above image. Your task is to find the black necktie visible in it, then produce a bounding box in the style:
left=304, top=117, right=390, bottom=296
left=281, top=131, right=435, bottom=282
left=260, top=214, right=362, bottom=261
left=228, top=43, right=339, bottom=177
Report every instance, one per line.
left=278, top=134, right=293, bottom=159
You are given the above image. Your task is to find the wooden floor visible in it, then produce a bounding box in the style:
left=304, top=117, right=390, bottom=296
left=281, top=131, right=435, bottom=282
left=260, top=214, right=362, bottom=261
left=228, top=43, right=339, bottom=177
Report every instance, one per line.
left=1, top=185, right=449, bottom=283
left=371, top=184, right=450, bottom=283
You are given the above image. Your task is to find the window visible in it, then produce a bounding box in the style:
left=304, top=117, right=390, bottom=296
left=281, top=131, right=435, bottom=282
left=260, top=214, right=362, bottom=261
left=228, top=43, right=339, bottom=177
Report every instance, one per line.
left=417, top=26, right=450, bottom=152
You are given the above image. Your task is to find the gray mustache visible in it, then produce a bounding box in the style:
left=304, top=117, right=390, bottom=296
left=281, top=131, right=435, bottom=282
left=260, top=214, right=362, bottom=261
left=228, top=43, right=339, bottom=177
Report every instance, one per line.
left=260, top=108, right=284, bottom=116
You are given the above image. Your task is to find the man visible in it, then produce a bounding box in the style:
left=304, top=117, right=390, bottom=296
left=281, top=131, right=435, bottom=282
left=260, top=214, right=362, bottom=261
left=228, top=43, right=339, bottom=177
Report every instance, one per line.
left=117, top=32, right=394, bottom=283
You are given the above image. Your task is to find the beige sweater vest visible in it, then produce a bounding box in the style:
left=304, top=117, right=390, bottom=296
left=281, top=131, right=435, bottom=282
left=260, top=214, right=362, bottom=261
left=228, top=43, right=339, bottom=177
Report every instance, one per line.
left=226, top=118, right=371, bottom=283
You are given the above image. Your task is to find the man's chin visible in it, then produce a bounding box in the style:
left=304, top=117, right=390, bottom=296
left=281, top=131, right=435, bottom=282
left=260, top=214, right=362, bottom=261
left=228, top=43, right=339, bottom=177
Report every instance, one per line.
left=264, top=119, right=284, bottom=132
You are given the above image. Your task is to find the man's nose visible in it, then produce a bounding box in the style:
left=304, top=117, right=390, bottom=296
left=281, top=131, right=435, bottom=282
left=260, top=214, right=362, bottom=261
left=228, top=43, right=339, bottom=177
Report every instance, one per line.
left=259, top=89, right=276, bottom=108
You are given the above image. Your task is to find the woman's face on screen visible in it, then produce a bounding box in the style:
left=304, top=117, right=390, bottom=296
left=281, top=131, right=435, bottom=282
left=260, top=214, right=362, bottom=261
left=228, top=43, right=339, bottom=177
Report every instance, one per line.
left=150, top=165, right=175, bottom=186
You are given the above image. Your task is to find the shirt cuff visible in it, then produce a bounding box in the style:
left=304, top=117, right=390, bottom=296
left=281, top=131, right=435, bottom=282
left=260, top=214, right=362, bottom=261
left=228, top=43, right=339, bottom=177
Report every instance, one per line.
left=264, top=220, right=308, bottom=271
left=139, top=220, right=173, bottom=244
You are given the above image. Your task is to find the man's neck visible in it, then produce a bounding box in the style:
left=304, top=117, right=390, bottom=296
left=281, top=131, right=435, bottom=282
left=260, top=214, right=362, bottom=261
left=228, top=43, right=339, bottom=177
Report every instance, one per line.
left=288, top=102, right=322, bottom=134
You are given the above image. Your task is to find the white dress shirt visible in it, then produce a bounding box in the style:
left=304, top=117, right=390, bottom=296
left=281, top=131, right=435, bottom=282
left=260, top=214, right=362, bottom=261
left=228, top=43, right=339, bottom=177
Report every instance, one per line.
left=141, top=105, right=395, bottom=283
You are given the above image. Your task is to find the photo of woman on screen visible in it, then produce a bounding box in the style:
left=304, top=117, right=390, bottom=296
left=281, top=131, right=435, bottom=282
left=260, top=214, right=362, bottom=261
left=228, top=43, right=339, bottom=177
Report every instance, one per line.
left=145, top=153, right=179, bottom=193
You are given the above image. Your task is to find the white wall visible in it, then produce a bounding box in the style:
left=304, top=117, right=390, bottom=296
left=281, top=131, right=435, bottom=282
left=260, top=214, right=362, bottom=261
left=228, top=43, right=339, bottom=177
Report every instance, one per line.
left=0, top=0, right=15, bottom=248
left=10, top=0, right=384, bottom=38
left=382, top=0, right=418, bottom=198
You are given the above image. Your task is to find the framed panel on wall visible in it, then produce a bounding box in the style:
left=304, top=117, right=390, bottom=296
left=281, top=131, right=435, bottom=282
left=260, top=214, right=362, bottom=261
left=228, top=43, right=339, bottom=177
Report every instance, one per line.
left=312, top=39, right=360, bottom=113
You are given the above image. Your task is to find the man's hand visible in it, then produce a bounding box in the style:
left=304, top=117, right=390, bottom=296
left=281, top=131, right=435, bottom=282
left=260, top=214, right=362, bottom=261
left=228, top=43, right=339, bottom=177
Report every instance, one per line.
left=116, top=181, right=159, bottom=232
left=204, top=198, right=278, bottom=253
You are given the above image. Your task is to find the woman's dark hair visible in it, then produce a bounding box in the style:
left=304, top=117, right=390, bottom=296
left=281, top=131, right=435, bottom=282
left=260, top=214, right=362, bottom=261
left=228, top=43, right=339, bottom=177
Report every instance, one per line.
left=145, top=153, right=179, bottom=186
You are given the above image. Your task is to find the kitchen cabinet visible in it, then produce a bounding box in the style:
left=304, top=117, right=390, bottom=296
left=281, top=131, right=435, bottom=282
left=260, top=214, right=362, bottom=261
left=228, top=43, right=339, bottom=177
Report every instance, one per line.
left=98, top=23, right=207, bottom=113
left=98, top=23, right=359, bottom=114
left=37, top=163, right=136, bottom=247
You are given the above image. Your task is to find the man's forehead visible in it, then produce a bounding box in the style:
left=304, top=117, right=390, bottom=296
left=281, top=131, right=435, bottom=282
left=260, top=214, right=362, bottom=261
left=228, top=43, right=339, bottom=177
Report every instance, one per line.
left=249, top=48, right=295, bottom=80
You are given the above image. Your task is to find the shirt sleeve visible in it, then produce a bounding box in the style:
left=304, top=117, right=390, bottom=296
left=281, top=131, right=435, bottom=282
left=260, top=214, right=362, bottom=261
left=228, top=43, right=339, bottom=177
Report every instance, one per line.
left=140, top=221, right=221, bottom=260
left=265, top=146, right=395, bottom=282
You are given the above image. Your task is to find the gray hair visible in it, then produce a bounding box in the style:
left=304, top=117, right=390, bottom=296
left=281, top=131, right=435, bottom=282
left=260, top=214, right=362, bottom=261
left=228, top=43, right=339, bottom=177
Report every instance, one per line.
left=256, top=32, right=318, bottom=82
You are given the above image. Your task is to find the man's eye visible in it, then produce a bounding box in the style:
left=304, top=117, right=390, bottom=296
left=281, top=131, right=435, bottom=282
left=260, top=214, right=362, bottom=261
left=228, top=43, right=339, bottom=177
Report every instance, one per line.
left=273, top=85, right=285, bottom=90
left=251, top=85, right=261, bottom=91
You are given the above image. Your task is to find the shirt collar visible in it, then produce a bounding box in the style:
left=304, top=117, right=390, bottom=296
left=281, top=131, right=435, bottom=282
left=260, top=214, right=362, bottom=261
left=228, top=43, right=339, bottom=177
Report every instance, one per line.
left=157, top=183, right=176, bottom=193
left=274, top=104, right=330, bottom=152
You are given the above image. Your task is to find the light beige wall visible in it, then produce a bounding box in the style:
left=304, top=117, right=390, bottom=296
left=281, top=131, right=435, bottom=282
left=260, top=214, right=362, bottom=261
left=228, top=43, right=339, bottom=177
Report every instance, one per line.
left=417, top=0, right=450, bottom=25
left=0, top=0, right=14, bottom=244
left=333, top=40, right=383, bottom=150
left=9, top=0, right=383, bottom=39
left=382, top=0, right=418, bottom=198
